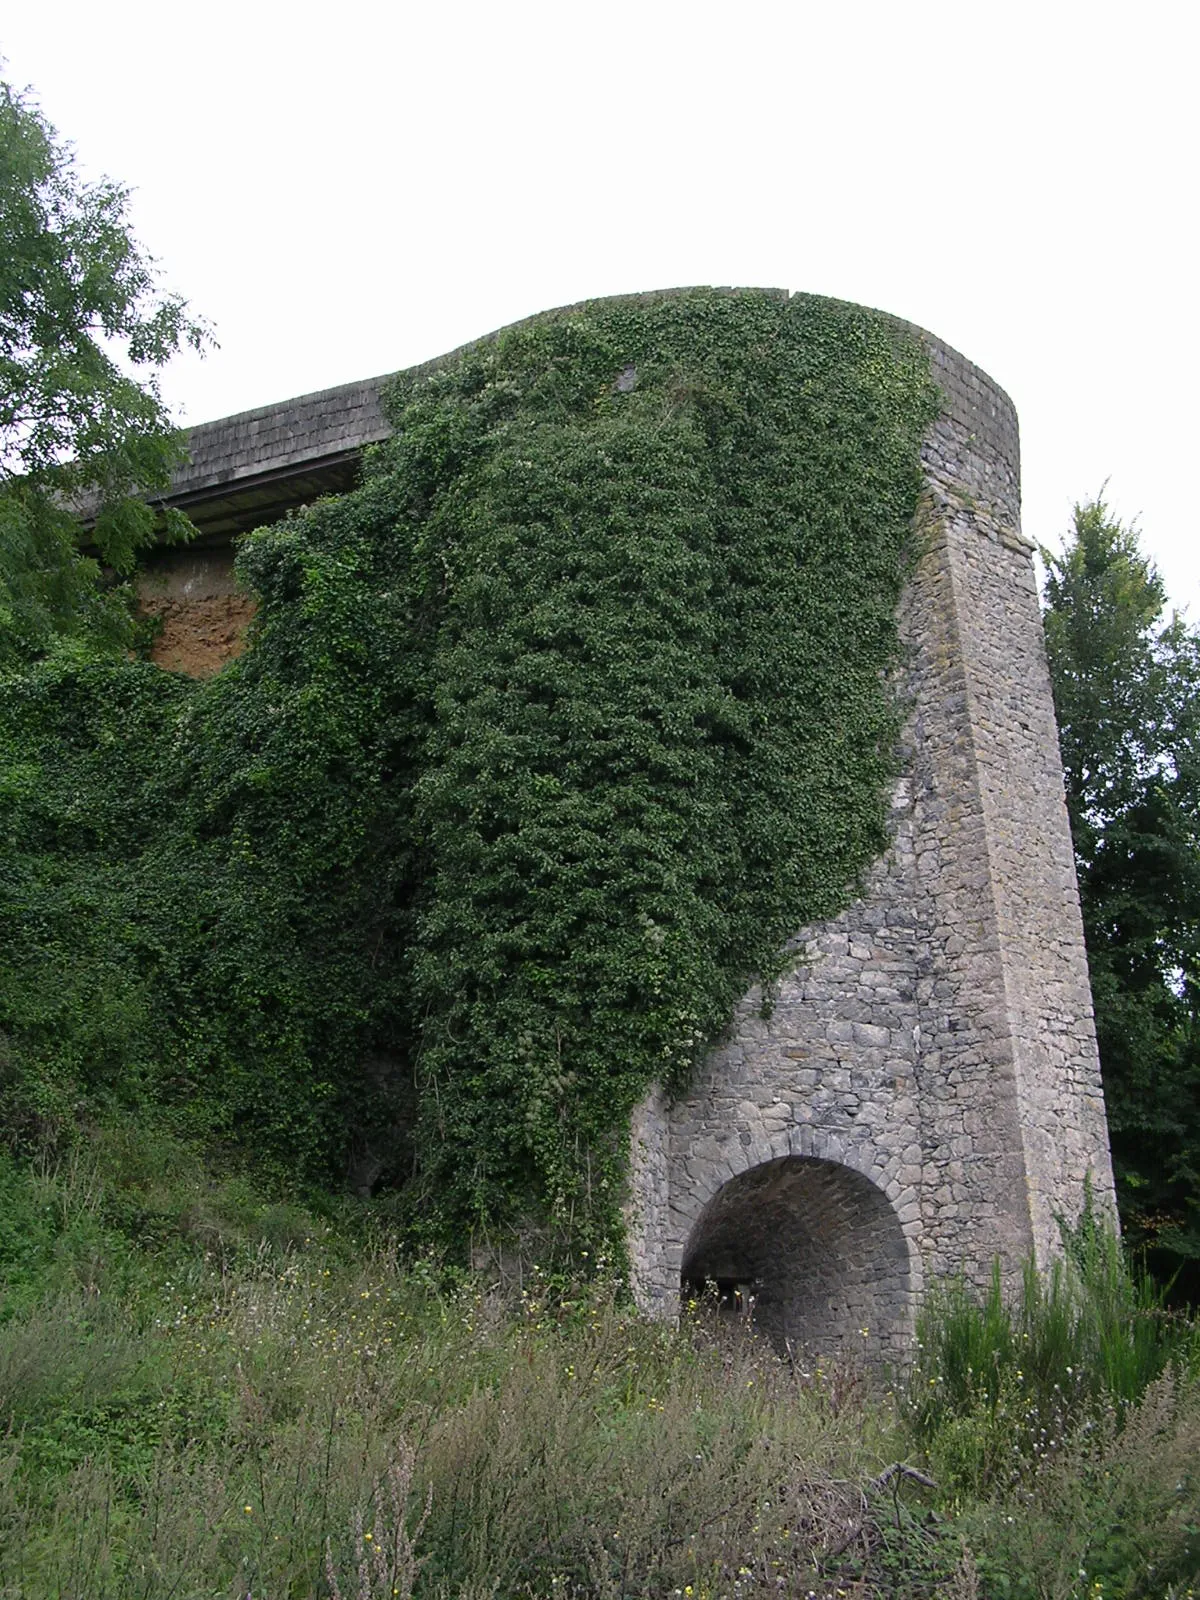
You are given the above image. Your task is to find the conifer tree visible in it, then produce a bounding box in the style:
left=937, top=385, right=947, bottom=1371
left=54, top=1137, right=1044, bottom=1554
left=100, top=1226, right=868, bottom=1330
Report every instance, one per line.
left=1044, top=499, right=1200, bottom=1297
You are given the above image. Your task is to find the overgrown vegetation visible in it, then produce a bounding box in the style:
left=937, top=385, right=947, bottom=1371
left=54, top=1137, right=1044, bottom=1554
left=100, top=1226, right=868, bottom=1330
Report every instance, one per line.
left=0, top=1139, right=1196, bottom=1599
left=0, top=288, right=938, bottom=1258
left=910, top=1197, right=1198, bottom=1492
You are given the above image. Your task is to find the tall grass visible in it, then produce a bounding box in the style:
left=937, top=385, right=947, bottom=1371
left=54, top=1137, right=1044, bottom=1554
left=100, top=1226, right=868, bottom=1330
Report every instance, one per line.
left=911, top=1201, right=1197, bottom=1465
left=0, top=1255, right=964, bottom=1599
left=0, top=1138, right=1197, bottom=1598
left=908, top=1201, right=1200, bottom=1596
left=0, top=1137, right=963, bottom=1598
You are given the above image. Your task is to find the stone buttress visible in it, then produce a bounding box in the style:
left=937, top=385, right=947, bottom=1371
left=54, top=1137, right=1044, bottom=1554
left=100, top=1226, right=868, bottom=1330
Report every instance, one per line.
left=624, top=329, right=1116, bottom=1364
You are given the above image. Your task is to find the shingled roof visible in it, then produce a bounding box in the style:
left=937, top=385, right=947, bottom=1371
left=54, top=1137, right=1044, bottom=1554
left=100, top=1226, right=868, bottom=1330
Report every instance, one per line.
left=160, top=372, right=395, bottom=543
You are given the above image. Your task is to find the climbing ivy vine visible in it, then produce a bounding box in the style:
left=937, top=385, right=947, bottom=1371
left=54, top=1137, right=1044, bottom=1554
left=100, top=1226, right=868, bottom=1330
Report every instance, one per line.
left=0, top=289, right=938, bottom=1261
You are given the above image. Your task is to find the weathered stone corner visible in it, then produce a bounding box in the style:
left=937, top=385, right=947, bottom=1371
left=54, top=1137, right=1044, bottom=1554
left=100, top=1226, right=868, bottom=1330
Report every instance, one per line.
left=623, top=323, right=1116, bottom=1363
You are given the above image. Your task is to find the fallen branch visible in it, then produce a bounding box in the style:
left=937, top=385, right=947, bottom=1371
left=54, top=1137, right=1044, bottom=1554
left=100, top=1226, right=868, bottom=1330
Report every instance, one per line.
left=870, top=1462, right=938, bottom=1493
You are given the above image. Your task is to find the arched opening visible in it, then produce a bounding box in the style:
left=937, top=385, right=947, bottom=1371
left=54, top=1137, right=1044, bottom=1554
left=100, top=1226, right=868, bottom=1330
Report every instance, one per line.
left=680, top=1155, right=911, bottom=1358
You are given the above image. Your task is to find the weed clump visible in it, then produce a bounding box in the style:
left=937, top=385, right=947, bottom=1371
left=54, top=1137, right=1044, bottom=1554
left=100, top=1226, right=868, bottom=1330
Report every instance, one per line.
left=909, top=1203, right=1200, bottom=1595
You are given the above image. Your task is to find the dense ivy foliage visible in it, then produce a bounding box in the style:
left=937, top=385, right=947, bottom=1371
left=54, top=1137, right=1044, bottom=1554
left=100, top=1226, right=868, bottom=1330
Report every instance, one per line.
left=0, top=290, right=938, bottom=1258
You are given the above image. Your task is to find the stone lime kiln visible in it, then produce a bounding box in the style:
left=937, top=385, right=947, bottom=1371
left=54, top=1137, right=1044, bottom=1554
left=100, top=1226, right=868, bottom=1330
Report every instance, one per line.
left=141, top=291, right=1117, bottom=1360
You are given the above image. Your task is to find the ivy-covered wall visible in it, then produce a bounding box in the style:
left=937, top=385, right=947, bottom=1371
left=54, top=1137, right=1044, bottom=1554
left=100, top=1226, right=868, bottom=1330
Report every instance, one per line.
left=0, top=289, right=939, bottom=1262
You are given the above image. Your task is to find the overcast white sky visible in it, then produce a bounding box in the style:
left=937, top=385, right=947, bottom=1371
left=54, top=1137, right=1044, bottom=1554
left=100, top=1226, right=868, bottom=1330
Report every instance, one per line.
left=4, top=0, right=1197, bottom=607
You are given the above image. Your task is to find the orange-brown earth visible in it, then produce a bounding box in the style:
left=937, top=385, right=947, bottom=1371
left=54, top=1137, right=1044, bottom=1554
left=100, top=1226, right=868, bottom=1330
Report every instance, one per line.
left=136, top=549, right=254, bottom=677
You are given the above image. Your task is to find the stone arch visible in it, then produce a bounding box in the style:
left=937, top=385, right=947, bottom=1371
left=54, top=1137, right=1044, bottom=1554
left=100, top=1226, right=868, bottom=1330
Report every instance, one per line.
left=680, top=1152, right=915, bottom=1360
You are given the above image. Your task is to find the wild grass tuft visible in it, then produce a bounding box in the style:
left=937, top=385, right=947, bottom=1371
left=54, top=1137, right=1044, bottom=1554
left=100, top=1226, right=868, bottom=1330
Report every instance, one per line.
left=911, top=1201, right=1196, bottom=1482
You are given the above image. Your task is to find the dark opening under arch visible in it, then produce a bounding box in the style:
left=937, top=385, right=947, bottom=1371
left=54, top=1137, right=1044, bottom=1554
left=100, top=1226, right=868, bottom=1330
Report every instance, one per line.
left=681, top=1155, right=912, bottom=1357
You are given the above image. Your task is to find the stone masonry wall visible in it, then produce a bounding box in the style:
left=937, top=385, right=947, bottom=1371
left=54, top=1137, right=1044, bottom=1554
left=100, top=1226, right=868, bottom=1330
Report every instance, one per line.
left=625, top=324, right=1116, bottom=1361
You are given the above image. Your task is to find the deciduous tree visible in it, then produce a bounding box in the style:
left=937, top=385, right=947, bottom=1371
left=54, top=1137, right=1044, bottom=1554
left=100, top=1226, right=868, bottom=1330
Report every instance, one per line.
left=0, top=75, right=208, bottom=665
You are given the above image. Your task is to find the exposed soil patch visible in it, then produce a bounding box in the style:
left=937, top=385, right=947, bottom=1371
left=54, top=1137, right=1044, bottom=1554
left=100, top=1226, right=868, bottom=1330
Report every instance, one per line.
left=136, top=548, right=255, bottom=676
left=141, top=591, right=256, bottom=675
